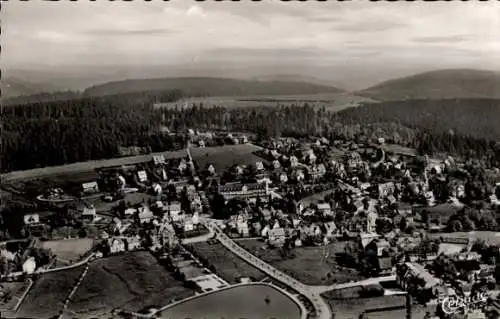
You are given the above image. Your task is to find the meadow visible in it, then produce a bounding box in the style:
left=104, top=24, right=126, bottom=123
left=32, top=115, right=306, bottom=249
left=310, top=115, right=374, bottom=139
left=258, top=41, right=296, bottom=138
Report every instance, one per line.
left=66, top=251, right=193, bottom=317
left=154, top=92, right=376, bottom=111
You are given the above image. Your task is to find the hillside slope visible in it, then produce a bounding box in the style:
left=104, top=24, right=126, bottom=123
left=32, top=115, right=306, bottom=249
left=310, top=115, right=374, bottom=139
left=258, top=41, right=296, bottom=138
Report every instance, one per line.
left=83, top=77, right=344, bottom=97
left=357, top=69, right=500, bottom=101
left=0, top=77, right=60, bottom=99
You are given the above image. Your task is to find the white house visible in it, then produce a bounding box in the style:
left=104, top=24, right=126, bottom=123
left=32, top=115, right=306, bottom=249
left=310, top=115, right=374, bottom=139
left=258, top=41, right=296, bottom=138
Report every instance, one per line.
left=152, top=183, right=162, bottom=195
left=317, top=203, right=332, bottom=216
left=153, top=154, right=166, bottom=166
left=82, top=181, right=99, bottom=194
left=137, top=170, right=148, bottom=183
left=82, top=205, right=98, bottom=223
left=124, top=208, right=137, bottom=216
left=184, top=219, right=194, bottom=232
left=108, top=238, right=126, bottom=254
left=22, top=257, right=36, bottom=275
left=138, top=206, right=154, bottom=223
left=268, top=228, right=286, bottom=247
left=272, top=160, right=281, bottom=169
left=237, top=221, right=250, bottom=237
left=23, top=213, right=40, bottom=225
left=255, top=161, right=265, bottom=171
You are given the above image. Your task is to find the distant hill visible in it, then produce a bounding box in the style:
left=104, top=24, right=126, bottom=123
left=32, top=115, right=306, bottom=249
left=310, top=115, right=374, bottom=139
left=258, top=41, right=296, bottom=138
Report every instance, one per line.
left=0, top=77, right=60, bottom=99
left=338, top=98, right=500, bottom=141
left=2, top=91, right=82, bottom=106
left=83, top=77, right=344, bottom=97
left=357, top=69, right=500, bottom=101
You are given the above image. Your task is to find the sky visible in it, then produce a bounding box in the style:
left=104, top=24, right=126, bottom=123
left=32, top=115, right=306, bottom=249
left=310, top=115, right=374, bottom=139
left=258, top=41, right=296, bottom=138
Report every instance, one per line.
left=2, top=0, right=500, bottom=90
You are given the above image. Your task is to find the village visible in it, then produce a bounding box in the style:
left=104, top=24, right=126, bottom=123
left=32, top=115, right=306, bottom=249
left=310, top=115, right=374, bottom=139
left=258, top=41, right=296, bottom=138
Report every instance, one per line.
left=2, top=130, right=500, bottom=319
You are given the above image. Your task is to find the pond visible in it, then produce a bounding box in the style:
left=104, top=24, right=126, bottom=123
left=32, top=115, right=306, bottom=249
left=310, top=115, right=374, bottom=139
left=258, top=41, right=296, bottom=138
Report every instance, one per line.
left=159, top=284, right=302, bottom=319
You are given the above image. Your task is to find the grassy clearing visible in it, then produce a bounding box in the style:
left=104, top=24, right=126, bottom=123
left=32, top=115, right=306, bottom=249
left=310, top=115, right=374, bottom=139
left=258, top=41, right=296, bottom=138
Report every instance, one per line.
left=238, top=239, right=362, bottom=285
left=41, top=238, right=94, bottom=261
left=67, top=251, right=193, bottom=317
left=189, top=241, right=267, bottom=284
left=191, top=143, right=264, bottom=172
left=16, top=266, right=84, bottom=319
left=156, top=93, right=375, bottom=111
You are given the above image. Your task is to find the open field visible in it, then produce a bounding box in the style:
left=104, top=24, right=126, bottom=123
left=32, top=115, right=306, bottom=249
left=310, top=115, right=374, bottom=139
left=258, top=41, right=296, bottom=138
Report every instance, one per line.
left=0, top=281, right=32, bottom=313
left=0, top=148, right=187, bottom=184
left=323, top=294, right=406, bottom=319
left=238, top=239, right=362, bottom=285
left=1, top=144, right=265, bottom=185
left=155, top=93, right=377, bottom=111
left=41, top=238, right=95, bottom=261
left=16, top=266, right=84, bottom=319
left=191, top=143, right=264, bottom=172
left=189, top=242, right=267, bottom=284
left=67, top=251, right=193, bottom=317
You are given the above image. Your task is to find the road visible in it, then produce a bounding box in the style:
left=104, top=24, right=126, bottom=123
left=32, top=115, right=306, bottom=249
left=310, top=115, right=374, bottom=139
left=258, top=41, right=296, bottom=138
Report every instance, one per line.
left=311, top=275, right=396, bottom=294
left=202, top=218, right=332, bottom=319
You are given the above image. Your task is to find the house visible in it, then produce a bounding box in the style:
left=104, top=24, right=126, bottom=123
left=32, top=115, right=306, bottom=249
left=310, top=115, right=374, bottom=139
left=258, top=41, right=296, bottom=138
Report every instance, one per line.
left=268, top=228, right=286, bottom=247
left=82, top=205, right=98, bottom=223
left=152, top=183, right=162, bottom=195
left=137, top=170, right=148, bottom=183
left=397, top=262, right=441, bottom=291
left=167, top=202, right=182, bottom=221
left=272, top=160, right=281, bottom=169
left=377, top=257, right=393, bottom=275
left=255, top=161, right=265, bottom=171
left=218, top=182, right=269, bottom=201
left=302, top=149, right=317, bottom=164
left=82, top=181, right=99, bottom=194
left=366, top=211, right=378, bottom=233
left=290, top=155, right=299, bottom=167
left=237, top=220, right=250, bottom=237
left=206, top=164, right=216, bottom=175
left=178, top=160, right=188, bottom=172
left=359, top=233, right=380, bottom=249
left=22, top=257, right=36, bottom=275
left=108, top=238, right=126, bottom=254
left=152, top=154, right=166, bottom=165
left=365, top=238, right=391, bottom=257
left=378, top=182, right=395, bottom=199
left=292, top=169, right=305, bottom=182
left=23, top=213, right=40, bottom=225
left=138, top=205, right=154, bottom=223
left=261, top=209, right=272, bottom=221
left=183, top=219, right=194, bottom=232
left=278, top=172, right=288, bottom=184
left=317, top=203, right=332, bottom=216
left=124, top=208, right=137, bottom=216
left=126, top=236, right=142, bottom=251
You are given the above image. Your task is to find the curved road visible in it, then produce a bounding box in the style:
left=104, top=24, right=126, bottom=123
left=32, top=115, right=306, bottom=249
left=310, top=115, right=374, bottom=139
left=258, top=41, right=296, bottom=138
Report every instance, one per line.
left=202, top=219, right=332, bottom=319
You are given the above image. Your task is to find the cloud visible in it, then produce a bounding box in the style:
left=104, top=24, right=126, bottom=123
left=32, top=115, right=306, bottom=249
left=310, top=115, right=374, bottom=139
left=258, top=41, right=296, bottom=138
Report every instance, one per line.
left=186, top=5, right=207, bottom=18
left=412, top=35, right=471, bottom=44
left=332, top=20, right=406, bottom=33
left=85, top=28, right=176, bottom=36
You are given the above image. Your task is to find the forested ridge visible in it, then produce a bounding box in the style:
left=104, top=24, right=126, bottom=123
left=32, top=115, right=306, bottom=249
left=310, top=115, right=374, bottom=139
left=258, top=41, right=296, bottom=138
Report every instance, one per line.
left=3, top=92, right=500, bottom=173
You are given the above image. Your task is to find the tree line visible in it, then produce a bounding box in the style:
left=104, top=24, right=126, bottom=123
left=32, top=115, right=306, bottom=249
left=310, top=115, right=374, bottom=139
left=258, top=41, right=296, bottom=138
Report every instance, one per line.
left=3, top=92, right=500, bottom=172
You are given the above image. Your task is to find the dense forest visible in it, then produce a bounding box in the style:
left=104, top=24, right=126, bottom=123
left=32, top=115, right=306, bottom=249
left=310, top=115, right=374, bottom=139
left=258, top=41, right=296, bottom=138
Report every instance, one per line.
left=2, top=91, right=500, bottom=173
